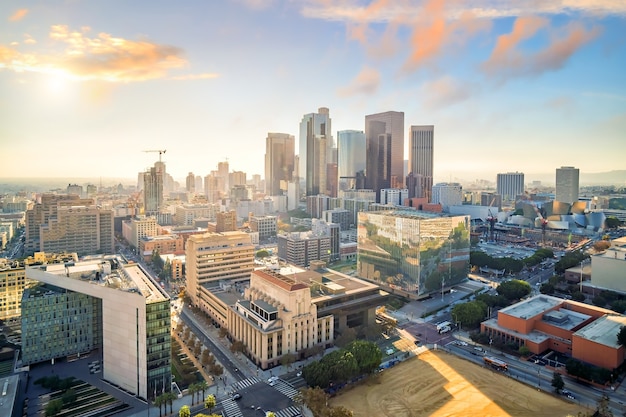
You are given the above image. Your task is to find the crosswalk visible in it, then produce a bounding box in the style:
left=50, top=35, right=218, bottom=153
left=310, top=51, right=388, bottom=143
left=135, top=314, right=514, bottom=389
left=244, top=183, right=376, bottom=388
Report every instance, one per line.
left=272, top=380, right=299, bottom=399
left=233, top=376, right=261, bottom=390
left=273, top=405, right=301, bottom=417
left=221, top=398, right=243, bottom=417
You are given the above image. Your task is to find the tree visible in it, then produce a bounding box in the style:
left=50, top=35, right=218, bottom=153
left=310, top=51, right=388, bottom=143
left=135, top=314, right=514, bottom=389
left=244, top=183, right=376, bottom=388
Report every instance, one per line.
left=551, top=372, right=564, bottom=393
left=334, top=327, right=357, bottom=348
left=596, top=394, right=613, bottom=417
left=451, top=301, right=488, bottom=329
left=605, top=217, right=622, bottom=229
left=325, top=406, right=354, bottom=417
left=165, top=391, right=177, bottom=415
left=592, top=295, right=607, bottom=307
left=617, top=326, right=626, bottom=346
left=345, top=340, right=382, bottom=374
left=197, top=380, right=209, bottom=399
left=496, top=280, right=531, bottom=301
left=593, top=240, right=611, bottom=252
left=230, top=340, right=246, bottom=354
left=266, top=413, right=276, bottom=417
left=294, top=387, right=329, bottom=417
left=539, top=283, right=555, bottom=295
left=179, top=405, right=191, bottom=417
left=204, top=394, right=216, bottom=414
left=154, top=395, right=165, bottom=417
left=571, top=291, right=585, bottom=302
left=281, top=352, right=296, bottom=370
left=188, top=383, right=199, bottom=405
left=256, top=249, right=270, bottom=258
left=45, top=399, right=64, bottom=417
left=218, top=327, right=228, bottom=338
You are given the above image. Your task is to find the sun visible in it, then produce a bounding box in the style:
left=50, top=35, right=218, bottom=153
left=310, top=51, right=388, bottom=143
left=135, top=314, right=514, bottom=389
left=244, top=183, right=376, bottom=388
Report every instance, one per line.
left=45, top=74, right=69, bottom=94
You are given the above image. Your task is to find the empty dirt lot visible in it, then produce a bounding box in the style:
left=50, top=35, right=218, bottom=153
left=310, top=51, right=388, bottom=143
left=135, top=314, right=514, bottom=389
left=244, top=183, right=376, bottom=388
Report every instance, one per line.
left=330, top=350, right=585, bottom=417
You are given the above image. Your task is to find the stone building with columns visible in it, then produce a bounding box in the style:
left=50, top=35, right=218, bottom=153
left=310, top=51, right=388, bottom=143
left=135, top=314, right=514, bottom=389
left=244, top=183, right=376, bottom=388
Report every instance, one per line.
left=226, top=261, right=387, bottom=369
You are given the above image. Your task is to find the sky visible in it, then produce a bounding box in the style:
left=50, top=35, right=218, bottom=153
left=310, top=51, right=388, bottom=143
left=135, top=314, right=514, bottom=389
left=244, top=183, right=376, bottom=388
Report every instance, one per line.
left=1, top=0, right=625, bottom=185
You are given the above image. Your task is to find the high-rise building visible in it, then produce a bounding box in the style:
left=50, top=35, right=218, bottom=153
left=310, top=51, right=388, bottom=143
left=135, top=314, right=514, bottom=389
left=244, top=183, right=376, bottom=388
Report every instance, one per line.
left=365, top=111, right=405, bottom=201
left=337, top=130, right=366, bottom=192
left=497, top=172, right=524, bottom=202
left=216, top=210, right=237, bottom=232
left=185, top=231, right=255, bottom=308
left=358, top=209, right=470, bottom=295
left=407, top=125, right=434, bottom=202
left=122, top=216, right=158, bottom=250
left=432, top=183, right=463, bottom=211
left=144, top=164, right=164, bottom=215
left=265, top=133, right=295, bottom=196
left=277, top=232, right=331, bottom=267
left=25, top=256, right=171, bottom=400
left=186, top=172, right=195, bottom=193
left=299, top=108, right=333, bottom=196
left=556, top=166, right=580, bottom=204
left=217, top=160, right=230, bottom=193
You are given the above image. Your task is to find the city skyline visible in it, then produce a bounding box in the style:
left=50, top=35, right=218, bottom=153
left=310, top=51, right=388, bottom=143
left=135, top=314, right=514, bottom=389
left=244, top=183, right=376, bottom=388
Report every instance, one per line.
left=1, top=1, right=625, bottom=182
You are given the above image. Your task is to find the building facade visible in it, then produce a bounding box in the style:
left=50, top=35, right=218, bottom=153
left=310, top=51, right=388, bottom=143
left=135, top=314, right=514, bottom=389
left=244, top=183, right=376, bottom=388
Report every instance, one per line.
left=185, top=231, right=255, bottom=308
left=122, top=216, right=158, bottom=250
left=299, top=108, right=333, bottom=197
left=265, top=133, right=295, bottom=196
left=407, top=125, right=434, bottom=202
left=365, top=111, right=404, bottom=200
left=497, top=172, right=524, bottom=203
left=357, top=209, right=470, bottom=295
left=555, top=166, right=580, bottom=204
left=337, top=130, right=366, bottom=192
left=431, top=183, right=463, bottom=211
left=249, top=215, right=277, bottom=240
left=277, top=232, right=331, bottom=267
left=143, top=164, right=164, bottom=215
left=25, top=256, right=171, bottom=400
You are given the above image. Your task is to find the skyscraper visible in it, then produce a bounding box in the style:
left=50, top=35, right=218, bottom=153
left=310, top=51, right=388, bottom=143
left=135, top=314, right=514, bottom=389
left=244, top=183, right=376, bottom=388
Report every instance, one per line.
left=337, top=130, right=366, bottom=192
left=299, top=107, right=333, bottom=196
left=144, top=163, right=164, bottom=215
left=265, top=132, right=295, bottom=196
left=407, top=125, right=434, bottom=202
left=186, top=172, right=195, bottom=193
left=555, top=166, right=580, bottom=204
left=496, top=172, right=524, bottom=202
left=365, top=111, right=404, bottom=202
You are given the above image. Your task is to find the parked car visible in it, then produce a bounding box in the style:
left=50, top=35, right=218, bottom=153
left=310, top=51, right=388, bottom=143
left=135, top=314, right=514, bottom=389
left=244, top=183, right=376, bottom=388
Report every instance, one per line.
left=231, top=393, right=241, bottom=400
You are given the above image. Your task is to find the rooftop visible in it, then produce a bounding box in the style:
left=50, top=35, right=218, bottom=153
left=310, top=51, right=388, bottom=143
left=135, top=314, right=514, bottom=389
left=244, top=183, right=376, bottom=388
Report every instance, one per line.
left=499, top=295, right=563, bottom=320
left=29, top=255, right=168, bottom=303
left=573, top=315, right=626, bottom=348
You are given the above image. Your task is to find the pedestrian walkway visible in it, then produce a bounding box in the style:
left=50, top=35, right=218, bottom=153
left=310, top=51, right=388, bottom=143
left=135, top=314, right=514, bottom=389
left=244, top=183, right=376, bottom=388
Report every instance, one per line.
left=272, top=380, right=299, bottom=399
left=274, top=405, right=301, bottom=417
left=233, top=376, right=261, bottom=390
left=221, top=397, right=243, bottom=417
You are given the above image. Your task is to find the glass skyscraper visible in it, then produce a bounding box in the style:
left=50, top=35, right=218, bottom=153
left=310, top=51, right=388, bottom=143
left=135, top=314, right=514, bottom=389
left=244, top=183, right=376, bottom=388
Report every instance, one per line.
left=337, top=130, right=366, bottom=192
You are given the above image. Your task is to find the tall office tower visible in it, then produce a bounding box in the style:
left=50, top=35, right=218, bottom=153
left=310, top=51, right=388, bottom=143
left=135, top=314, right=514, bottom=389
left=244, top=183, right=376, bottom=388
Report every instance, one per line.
left=299, top=107, right=333, bottom=196
left=186, top=172, right=195, bottom=193
left=337, top=130, right=366, bottom=192
left=144, top=163, right=164, bottom=215
left=496, top=172, right=524, bottom=203
left=407, top=125, right=434, bottom=202
left=218, top=160, right=230, bottom=193
left=432, top=183, right=463, bottom=211
left=365, top=111, right=405, bottom=202
left=122, top=215, right=158, bottom=249
left=195, top=175, right=203, bottom=193
left=265, top=133, right=295, bottom=196
left=137, top=172, right=145, bottom=191
left=185, top=231, right=255, bottom=309
left=26, top=256, right=171, bottom=400
left=555, top=166, right=580, bottom=204
left=24, top=194, right=96, bottom=255
left=204, top=174, right=220, bottom=203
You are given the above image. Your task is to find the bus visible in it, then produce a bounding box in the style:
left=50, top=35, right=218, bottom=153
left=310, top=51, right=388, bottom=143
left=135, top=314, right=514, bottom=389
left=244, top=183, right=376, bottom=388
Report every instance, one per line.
left=483, top=356, right=508, bottom=371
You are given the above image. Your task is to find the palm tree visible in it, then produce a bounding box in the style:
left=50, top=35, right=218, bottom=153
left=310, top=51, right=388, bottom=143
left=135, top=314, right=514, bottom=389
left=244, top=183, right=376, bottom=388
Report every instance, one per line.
left=165, top=391, right=177, bottom=415
left=197, top=380, right=209, bottom=400
left=188, top=383, right=198, bottom=405
left=154, top=394, right=164, bottom=417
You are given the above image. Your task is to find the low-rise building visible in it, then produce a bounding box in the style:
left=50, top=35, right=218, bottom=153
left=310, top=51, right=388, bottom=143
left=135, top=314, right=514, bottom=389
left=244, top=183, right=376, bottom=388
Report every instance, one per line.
left=481, top=294, right=625, bottom=370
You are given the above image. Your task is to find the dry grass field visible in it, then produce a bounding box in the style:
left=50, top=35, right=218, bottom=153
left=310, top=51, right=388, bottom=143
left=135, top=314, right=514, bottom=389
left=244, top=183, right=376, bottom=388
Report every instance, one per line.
left=329, top=350, right=586, bottom=417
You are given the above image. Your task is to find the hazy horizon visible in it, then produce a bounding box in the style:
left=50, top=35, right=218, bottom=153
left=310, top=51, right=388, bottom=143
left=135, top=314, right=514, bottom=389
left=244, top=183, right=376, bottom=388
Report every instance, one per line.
left=1, top=2, right=625, bottom=184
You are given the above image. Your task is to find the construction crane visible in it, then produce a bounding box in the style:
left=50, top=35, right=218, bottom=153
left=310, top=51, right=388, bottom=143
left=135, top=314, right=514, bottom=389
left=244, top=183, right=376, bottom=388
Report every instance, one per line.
left=143, top=149, right=167, bottom=162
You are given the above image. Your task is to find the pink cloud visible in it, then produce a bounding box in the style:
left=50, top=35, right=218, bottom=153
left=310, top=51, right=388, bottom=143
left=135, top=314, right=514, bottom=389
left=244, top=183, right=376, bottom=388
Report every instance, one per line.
left=338, top=66, right=381, bottom=96
left=9, top=9, right=28, bottom=22
left=483, top=19, right=601, bottom=79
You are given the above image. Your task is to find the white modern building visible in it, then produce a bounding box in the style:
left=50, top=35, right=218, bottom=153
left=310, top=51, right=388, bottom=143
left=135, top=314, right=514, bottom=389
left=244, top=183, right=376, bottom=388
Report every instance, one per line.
left=496, top=172, right=524, bottom=202
left=432, top=183, right=463, bottom=211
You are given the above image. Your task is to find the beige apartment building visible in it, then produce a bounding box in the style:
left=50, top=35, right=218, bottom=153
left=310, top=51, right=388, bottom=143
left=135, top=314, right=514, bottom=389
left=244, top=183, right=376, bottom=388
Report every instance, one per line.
left=227, top=268, right=333, bottom=369
left=122, top=216, right=158, bottom=250
left=185, top=231, right=255, bottom=319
